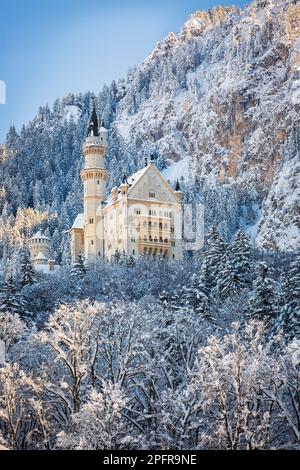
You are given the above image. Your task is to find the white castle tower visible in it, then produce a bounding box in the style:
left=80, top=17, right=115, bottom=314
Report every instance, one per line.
left=74, top=104, right=109, bottom=259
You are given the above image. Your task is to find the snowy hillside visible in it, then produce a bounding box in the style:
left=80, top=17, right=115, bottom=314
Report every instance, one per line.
left=0, top=0, right=299, bottom=257
left=111, top=0, right=300, bottom=251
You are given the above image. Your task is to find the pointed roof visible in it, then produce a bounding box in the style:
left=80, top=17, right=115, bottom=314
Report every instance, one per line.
left=29, top=230, right=50, bottom=241
left=104, top=160, right=181, bottom=208
left=174, top=179, right=181, bottom=192
left=72, top=213, right=84, bottom=230
left=35, top=252, right=48, bottom=261
left=87, top=105, right=99, bottom=137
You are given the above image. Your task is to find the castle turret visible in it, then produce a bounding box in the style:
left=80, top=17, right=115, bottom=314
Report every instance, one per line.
left=28, top=231, right=50, bottom=261
left=80, top=105, right=109, bottom=258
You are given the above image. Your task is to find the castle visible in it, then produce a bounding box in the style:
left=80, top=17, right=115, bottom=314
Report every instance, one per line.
left=71, top=106, right=183, bottom=262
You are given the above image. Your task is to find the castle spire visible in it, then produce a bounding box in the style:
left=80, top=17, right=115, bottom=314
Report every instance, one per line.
left=175, top=179, right=181, bottom=192
left=87, top=101, right=99, bottom=137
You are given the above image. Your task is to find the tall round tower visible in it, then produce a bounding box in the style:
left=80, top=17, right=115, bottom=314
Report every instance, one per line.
left=81, top=105, right=109, bottom=259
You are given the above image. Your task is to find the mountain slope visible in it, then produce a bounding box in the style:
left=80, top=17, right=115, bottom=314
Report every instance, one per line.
left=0, top=0, right=299, bottom=259
left=111, top=0, right=300, bottom=250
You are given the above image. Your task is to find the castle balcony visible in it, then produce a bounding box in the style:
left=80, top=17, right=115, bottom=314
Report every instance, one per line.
left=138, top=238, right=171, bottom=258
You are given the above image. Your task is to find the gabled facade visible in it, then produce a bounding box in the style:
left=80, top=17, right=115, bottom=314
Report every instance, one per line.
left=71, top=108, right=183, bottom=262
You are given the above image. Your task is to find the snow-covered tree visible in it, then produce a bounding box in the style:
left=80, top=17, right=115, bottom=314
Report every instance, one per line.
left=218, top=259, right=244, bottom=299
left=70, top=252, right=87, bottom=280
left=249, top=262, right=277, bottom=322
left=229, top=230, right=253, bottom=285
left=188, top=321, right=280, bottom=449
left=203, top=227, right=227, bottom=283
left=183, top=271, right=212, bottom=318
left=57, top=382, right=131, bottom=450
left=0, top=277, right=27, bottom=317
left=0, top=363, right=37, bottom=449
left=38, top=301, right=107, bottom=413
left=0, top=312, right=27, bottom=362
left=275, top=255, right=300, bottom=338
left=20, top=250, right=36, bottom=288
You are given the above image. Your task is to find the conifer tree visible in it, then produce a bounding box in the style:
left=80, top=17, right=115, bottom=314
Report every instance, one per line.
left=202, top=227, right=227, bottom=289
left=20, top=251, right=36, bottom=288
left=229, top=230, right=253, bottom=285
left=183, top=271, right=211, bottom=318
left=275, top=255, right=300, bottom=338
left=71, top=253, right=87, bottom=280
left=249, top=262, right=276, bottom=322
left=195, top=269, right=212, bottom=319
left=218, top=258, right=244, bottom=299
left=0, top=277, right=27, bottom=317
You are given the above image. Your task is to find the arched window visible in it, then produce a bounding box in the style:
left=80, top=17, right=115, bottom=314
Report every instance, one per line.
left=164, top=238, right=168, bottom=244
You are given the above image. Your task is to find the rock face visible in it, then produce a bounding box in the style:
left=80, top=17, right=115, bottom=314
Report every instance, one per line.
left=111, top=0, right=300, bottom=251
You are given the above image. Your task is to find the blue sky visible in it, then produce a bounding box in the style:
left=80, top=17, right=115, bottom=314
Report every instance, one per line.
left=0, top=0, right=246, bottom=141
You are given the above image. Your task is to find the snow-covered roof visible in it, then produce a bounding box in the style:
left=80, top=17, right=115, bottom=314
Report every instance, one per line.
left=126, top=165, right=149, bottom=188
left=72, top=213, right=84, bottom=230
left=35, top=252, right=48, bottom=261
left=29, top=230, right=50, bottom=241
left=104, top=165, right=150, bottom=207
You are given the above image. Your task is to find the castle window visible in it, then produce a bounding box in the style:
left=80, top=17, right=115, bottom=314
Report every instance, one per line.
left=132, top=249, right=135, bottom=255
left=148, top=221, right=152, bottom=228
left=131, top=236, right=135, bottom=242
left=91, top=240, right=94, bottom=245
left=149, top=192, right=155, bottom=198
left=89, top=218, right=94, bottom=224
left=149, top=209, right=157, bottom=216
left=98, top=251, right=101, bottom=256
left=164, top=238, right=168, bottom=244
left=159, top=223, right=162, bottom=229
left=134, top=208, right=141, bottom=215
left=171, top=226, right=174, bottom=233
left=172, top=254, right=175, bottom=259
left=97, top=180, right=100, bottom=185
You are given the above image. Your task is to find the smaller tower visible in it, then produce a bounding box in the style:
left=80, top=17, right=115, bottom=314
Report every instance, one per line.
left=28, top=231, right=50, bottom=262
left=174, top=179, right=183, bottom=203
